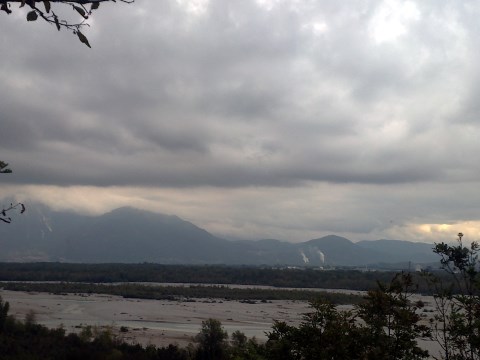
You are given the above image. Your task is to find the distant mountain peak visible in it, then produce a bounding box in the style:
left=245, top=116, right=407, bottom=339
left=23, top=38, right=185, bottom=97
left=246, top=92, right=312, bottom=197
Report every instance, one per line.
left=0, top=204, right=439, bottom=266
left=306, top=235, right=354, bottom=246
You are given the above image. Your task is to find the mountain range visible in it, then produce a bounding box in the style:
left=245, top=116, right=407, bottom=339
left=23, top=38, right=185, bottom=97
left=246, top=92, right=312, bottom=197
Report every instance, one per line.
left=0, top=204, right=440, bottom=266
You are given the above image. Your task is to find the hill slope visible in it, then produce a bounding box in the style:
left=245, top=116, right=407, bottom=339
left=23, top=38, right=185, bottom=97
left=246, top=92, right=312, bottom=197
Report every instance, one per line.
left=0, top=205, right=438, bottom=266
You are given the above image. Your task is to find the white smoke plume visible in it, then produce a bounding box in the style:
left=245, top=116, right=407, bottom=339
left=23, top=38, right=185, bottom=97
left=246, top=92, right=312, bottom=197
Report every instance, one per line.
left=300, top=250, right=309, bottom=264
left=317, top=250, right=325, bottom=264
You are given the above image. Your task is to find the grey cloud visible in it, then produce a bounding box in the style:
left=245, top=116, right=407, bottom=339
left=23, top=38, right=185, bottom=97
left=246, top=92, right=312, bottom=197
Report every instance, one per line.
left=2, top=0, right=480, bottom=191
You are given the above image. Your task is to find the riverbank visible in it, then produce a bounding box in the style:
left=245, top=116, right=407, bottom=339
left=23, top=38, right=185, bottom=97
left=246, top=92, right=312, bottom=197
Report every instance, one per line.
left=1, top=289, right=310, bottom=347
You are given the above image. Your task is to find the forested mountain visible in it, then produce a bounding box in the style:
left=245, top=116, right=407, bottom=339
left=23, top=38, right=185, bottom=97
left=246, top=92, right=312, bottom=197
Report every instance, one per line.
left=0, top=204, right=438, bottom=266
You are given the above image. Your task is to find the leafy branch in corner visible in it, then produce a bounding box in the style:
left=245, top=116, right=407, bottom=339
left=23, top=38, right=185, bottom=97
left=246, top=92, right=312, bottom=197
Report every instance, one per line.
left=0, top=161, right=12, bottom=174
left=0, top=0, right=134, bottom=48
left=0, top=203, right=26, bottom=224
left=0, top=161, right=26, bottom=223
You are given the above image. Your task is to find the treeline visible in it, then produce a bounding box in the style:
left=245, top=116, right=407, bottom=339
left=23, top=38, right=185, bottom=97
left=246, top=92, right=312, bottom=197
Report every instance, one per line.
left=0, top=262, right=445, bottom=291
left=0, top=282, right=362, bottom=304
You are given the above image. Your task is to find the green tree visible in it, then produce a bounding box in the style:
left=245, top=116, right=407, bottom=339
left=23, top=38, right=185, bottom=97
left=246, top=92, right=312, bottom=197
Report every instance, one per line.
left=357, top=272, right=430, bottom=360
left=0, top=296, right=10, bottom=332
left=427, top=233, right=480, bottom=360
left=265, top=274, right=430, bottom=360
left=0, top=0, right=134, bottom=47
left=230, top=330, right=265, bottom=360
left=195, top=318, right=229, bottom=360
left=266, top=299, right=363, bottom=360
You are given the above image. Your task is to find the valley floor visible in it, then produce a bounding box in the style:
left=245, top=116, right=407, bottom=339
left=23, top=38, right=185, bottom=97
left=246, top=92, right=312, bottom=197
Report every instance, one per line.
left=1, top=288, right=443, bottom=358
left=1, top=289, right=311, bottom=347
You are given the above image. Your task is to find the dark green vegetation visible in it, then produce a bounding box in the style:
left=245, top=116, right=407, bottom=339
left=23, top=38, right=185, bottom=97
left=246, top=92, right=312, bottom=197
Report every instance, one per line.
left=266, top=273, right=430, bottom=360
left=0, top=262, right=441, bottom=291
left=425, top=233, right=480, bottom=359
left=0, top=281, right=362, bottom=304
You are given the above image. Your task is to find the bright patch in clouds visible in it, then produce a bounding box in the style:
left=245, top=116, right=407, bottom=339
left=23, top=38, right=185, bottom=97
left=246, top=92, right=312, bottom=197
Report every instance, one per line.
left=302, top=21, right=328, bottom=36
left=384, top=222, right=480, bottom=244
left=419, top=223, right=452, bottom=234
left=369, top=0, right=420, bottom=44
left=176, top=0, right=210, bottom=15
left=255, top=0, right=280, bottom=11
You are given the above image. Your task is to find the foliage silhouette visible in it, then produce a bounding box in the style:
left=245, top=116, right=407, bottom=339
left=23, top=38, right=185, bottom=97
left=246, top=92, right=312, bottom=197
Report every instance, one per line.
left=0, top=0, right=134, bottom=47
left=0, top=161, right=25, bottom=223
left=195, top=319, right=229, bottom=360
left=266, top=273, right=430, bottom=360
left=425, top=233, right=480, bottom=360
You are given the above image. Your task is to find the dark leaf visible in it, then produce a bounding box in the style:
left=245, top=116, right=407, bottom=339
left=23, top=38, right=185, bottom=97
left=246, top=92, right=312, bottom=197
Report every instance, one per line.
left=73, top=5, right=87, bottom=18
left=20, top=204, right=26, bottom=214
left=26, top=10, right=38, bottom=21
left=43, top=0, right=50, bottom=13
left=0, top=217, right=11, bottom=223
left=0, top=3, right=12, bottom=14
left=91, top=2, right=100, bottom=11
left=76, top=31, right=91, bottom=48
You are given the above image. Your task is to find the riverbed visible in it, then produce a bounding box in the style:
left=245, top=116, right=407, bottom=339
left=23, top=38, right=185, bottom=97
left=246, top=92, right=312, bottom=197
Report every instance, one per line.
left=1, top=289, right=310, bottom=347
left=0, top=288, right=443, bottom=358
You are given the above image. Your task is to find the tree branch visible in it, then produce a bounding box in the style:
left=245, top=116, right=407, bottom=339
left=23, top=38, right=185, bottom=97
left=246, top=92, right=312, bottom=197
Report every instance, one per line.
left=0, top=0, right=135, bottom=47
left=3, top=1, right=133, bottom=4
left=0, top=161, right=26, bottom=223
left=0, top=203, right=26, bottom=223
left=0, top=161, right=12, bottom=174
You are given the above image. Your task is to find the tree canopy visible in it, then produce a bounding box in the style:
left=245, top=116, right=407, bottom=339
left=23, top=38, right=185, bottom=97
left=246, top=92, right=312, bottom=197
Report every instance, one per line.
left=0, top=0, right=134, bottom=47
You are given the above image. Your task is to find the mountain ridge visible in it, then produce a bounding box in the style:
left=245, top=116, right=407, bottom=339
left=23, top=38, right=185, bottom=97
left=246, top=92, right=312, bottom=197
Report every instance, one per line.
left=0, top=204, right=439, bottom=266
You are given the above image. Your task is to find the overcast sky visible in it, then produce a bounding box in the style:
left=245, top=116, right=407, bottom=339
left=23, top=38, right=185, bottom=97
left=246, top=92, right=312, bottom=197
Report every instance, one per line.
left=1, top=0, right=479, bottom=243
